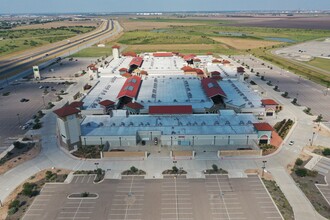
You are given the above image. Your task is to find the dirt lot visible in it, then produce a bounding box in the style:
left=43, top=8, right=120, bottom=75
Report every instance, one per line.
left=212, top=37, right=282, bottom=49
left=0, top=141, right=40, bottom=175
left=14, top=20, right=99, bottom=30
left=120, top=20, right=201, bottom=31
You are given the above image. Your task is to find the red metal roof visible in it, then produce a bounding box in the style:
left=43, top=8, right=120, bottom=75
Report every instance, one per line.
left=119, top=68, right=128, bottom=72
left=153, top=52, right=173, bottom=57
left=140, top=70, right=148, bottom=75
left=112, top=45, right=120, bottom=49
left=183, top=55, right=195, bottom=61
left=253, top=123, right=274, bottom=131
left=149, top=105, right=193, bottom=115
left=129, top=57, right=143, bottom=67
left=261, top=99, right=278, bottom=106
left=212, top=59, right=222, bottom=63
left=211, top=75, right=223, bottom=81
left=69, top=101, right=84, bottom=108
left=211, top=71, right=221, bottom=76
left=125, top=102, right=144, bottom=110
left=201, top=78, right=227, bottom=98
left=237, top=67, right=245, bottom=73
left=122, top=73, right=132, bottom=78
left=222, top=60, right=230, bottom=64
left=193, top=58, right=201, bottom=62
left=117, top=76, right=142, bottom=99
left=53, top=106, right=80, bottom=118
left=99, top=100, right=115, bottom=107
left=181, top=66, right=194, bottom=72
left=194, top=68, right=204, bottom=75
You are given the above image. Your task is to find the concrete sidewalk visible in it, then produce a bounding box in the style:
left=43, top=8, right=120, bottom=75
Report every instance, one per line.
left=271, top=168, right=327, bottom=220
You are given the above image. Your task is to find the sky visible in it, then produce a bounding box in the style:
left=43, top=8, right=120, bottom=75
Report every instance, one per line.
left=1, top=0, right=330, bottom=14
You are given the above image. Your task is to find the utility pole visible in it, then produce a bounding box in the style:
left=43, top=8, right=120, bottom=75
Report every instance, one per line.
left=262, top=160, right=267, bottom=177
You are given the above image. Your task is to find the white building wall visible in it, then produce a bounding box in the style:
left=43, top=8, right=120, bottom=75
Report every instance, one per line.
left=66, top=115, right=81, bottom=144
left=57, top=118, right=68, bottom=143
left=113, top=48, right=119, bottom=59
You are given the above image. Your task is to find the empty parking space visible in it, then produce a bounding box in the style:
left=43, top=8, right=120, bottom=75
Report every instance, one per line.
left=71, top=175, right=96, bottom=185
left=161, top=176, right=193, bottom=220
left=108, top=176, right=145, bottom=220
left=22, top=174, right=283, bottom=220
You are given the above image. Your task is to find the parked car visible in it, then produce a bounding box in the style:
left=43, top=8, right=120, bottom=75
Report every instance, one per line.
left=289, top=141, right=294, bottom=146
left=20, top=98, right=29, bottom=102
left=39, top=86, right=44, bottom=89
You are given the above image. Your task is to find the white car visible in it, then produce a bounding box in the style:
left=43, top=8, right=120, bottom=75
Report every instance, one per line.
left=289, top=141, right=294, bottom=146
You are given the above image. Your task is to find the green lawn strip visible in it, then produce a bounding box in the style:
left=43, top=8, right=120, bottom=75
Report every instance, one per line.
left=306, top=57, right=330, bottom=72
left=262, top=178, right=294, bottom=220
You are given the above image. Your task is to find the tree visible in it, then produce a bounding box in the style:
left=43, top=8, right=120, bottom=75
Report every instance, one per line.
left=292, top=98, right=297, bottom=104
left=172, top=166, right=179, bottom=173
left=322, top=148, right=330, bottom=156
left=22, top=182, right=37, bottom=197
left=261, top=76, right=265, bottom=80
left=81, top=192, right=89, bottom=197
left=295, top=168, right=307, bottom=177
left=295, top=158, right=303, bottom=166
left=9, top=200, right=20, bottom=209
left=304, top=107, right=311, bottom=114
left=316, top=114, right=323, bottom=122
left=212, top=164, right=218, bottom=172
left=274, top=86, right=278, bottom=91
left=130, top=166, right=138, bottom=173
left=282, top=92, right=288, bottom=98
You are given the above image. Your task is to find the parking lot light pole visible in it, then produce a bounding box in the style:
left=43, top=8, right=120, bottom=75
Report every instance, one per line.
left=262, top=160, right=267, bottom=177
left=100, top=137, right=103, bottom=146
left=310, top=132, right=316, bottom=146
left=84, top=137, right=86, bottom=148
left=94, top=162, right=99, bottom=170
left=42, top=95, right=46, bottom=107
left=16, top=113, right=21, bottom=126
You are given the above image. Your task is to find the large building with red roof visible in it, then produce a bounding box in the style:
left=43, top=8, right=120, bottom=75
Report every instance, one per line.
left=53, top=52, right=277, bottom=150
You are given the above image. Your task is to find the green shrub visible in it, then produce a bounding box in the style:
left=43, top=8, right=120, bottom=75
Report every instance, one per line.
left=212, top=164, right=218, bottom=172
left=7, top=207, right=18, bottom=215
left=22, top=182, right=37, bottom=197
left=295, top=158, right=304, bottom=166
left=322, top=148, right=330, bottom=156
left=295, top=168, right=307, bottom=177
left=172, top=166, right=179, bottom=173
left=81, top=192, right=89, bottom=197
left=9, top=200, right=20, bottom=209
left=130, top=166, right=138, bottom=173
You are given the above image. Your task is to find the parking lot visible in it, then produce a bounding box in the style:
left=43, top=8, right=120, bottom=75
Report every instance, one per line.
left=0, top=81, right=67, bottom=151
left=232, top=55, right=330, bottom=120
left=22, top=174, right=283, bottom=220
left=314, top=158, right=330, bottom=205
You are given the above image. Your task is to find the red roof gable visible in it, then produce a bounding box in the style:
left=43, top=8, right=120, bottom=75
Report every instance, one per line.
left=112, top=45, right=120, bottom=49
left=149, top=105, right=193, bottom=115
left=211, top=71, right=221, bottom=76
left=237, top=67, right=245, bottom=73
left=117, top=76, right=142, bottom=99
left=201, top=78, right=227, bottom=98
left=69, top=101, right=84, bottom=108
left=261, top=99, right=278, bottom=106
left=99, top=100, right=115, bottom=107
left=183, top=55, right=195, bottom=61
left=87, top=64, right=96, bottom=68
left=212, top=59, right=222, bottom=63
left=153, top=52, right=173, bottom=57
left=122, top=72, right=132, bottom=78
left=181, top=66, right=194, bottom=72
left=53, top=106, right=80, bottom=118
left=129, top=57, right=143, bottom=67
left=253, top=123, right=274, bottom=131
left=222, top=60, right=230, bottom=64
left=125, top=102, right=143, bottom=110
left=140, top=70, right=148, bottom=75
left=119, top=68, right=128, bottom=72
left=211, top=75, right=223, bottom=80
left=193, top=58, right=201, bottom=62
left=194, top=68, right=204, bottom=75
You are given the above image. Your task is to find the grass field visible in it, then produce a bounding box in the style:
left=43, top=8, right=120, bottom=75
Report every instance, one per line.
left=71, top=46, right=112, bottom=57
left=211, top=37, right=282, bottom=49
left=306, top=57, right=330, bottom=72
left=0, top=26, right=95, bottom=56
left=13, top=20, right=99, bottom=30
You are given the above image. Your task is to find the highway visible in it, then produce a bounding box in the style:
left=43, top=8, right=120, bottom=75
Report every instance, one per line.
left=0, top=19, right=122, bottom=80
